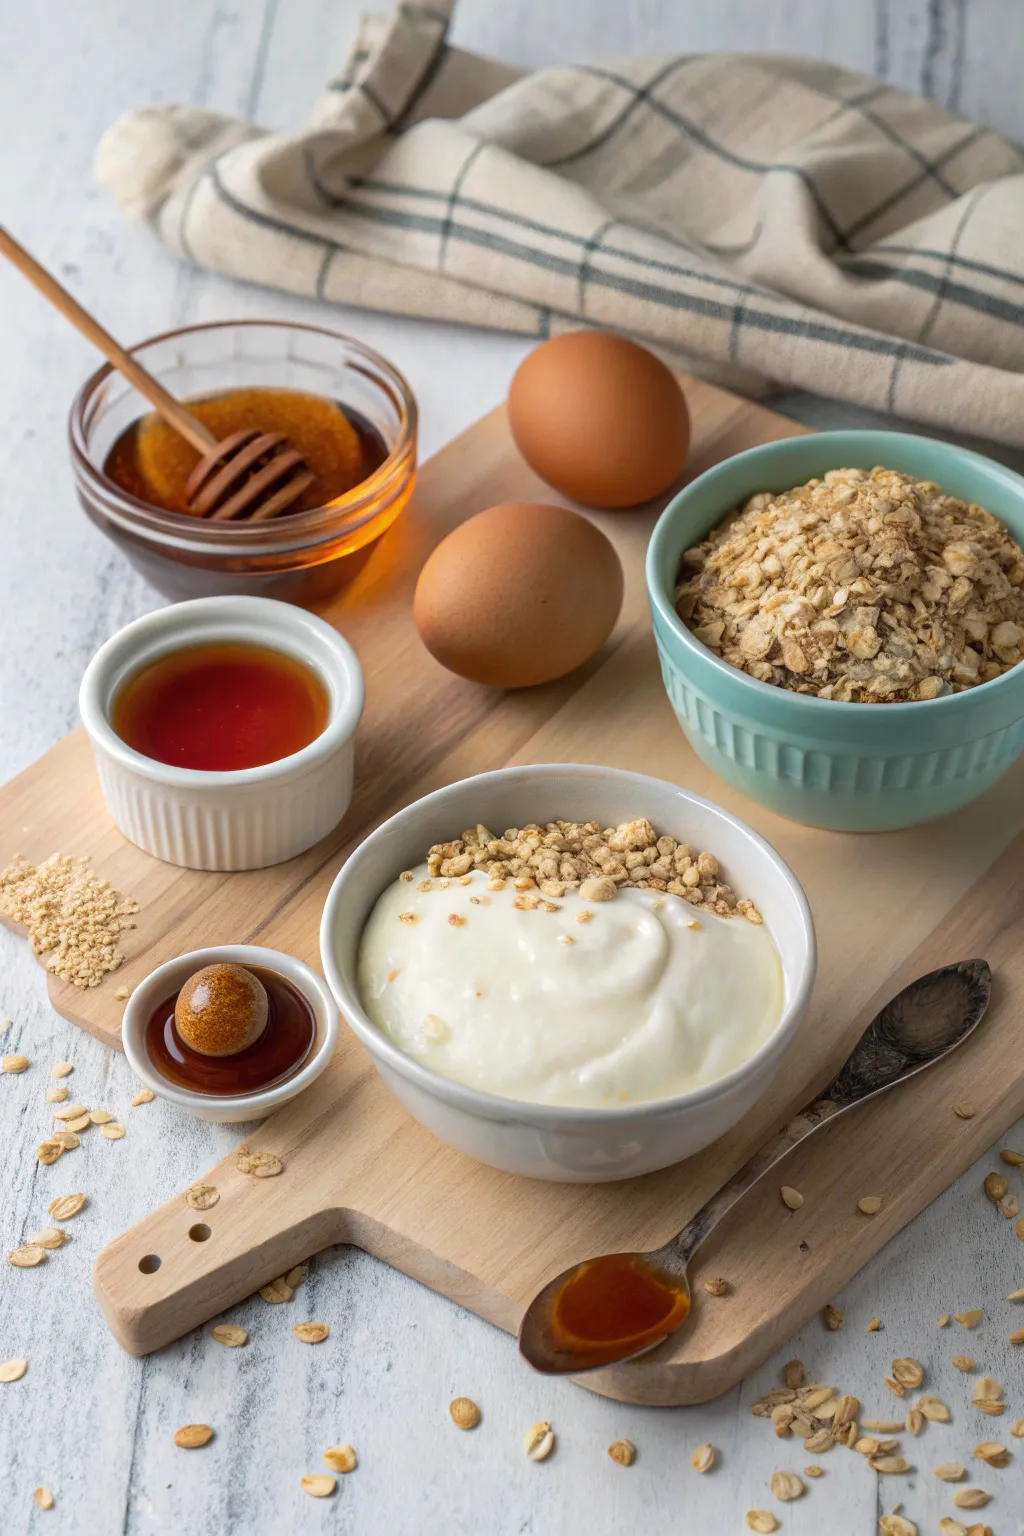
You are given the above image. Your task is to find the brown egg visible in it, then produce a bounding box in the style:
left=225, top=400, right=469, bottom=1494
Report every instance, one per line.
left=414, top=501, right=623, bottom=688
left=175, top=963, right=269, bottom=1058
left=508, top=331, right=690, bottom=508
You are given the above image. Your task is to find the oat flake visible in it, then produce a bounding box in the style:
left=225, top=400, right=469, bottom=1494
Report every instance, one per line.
left=0, top=1358, right=27, bottom=1382
left=322, top=1446, right=357, bottom=1473
left=301, top=1475, right=336, bottom=1498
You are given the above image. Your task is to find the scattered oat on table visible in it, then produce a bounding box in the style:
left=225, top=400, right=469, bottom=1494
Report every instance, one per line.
left=30, top=1229, right=65, bottom=1250
left=867, top=1317, right=883, bottom=1331
left=0, top=852, right=139, bottom=987
left=449, top=1398, right=480, bottom=1430
left=933, top=1462, right=966, bottom=1481
left=0, top=1358, right=27, bottom=1383
left=955, top=1309, right=983, bottom=1328
left=675, top=465, right=1024, bottom=701
left=974, top=1440, right=1010, bottom=1467
left=745, top=1512, right=779, bottom=1533
left=173, top=1424, right=213, bottom=1449
left=7, top=1245, right=45, bottom=1268
left=769, top=1470, right=803, bottom=1500
left=322, top=1446, right=357, bottom=1473
left=951, top=1487, right=991, bottom=1509
left=46, top=1086, right=67, bottom=1103
left=33, top=1487, right=54, bottom=1511
left=301, top=1474, right=336, bottom=1498
left=804, top=1465, right=823, bottom=1478
left=99, top=1122, right=125, bottom=1140
left=691, top=1442, right=715, bottom=1473
left=50, top=1062, right=73, bottom=1078
left=89, top=1109, right=113, bottom=1125
left=210, top=1325, right=247, bottom=1348
left=2, top=1053, right=28, bottom=1073
left=52, top=1131, right=79, bottom=1150
left=523, top=1422, right=555, bottom=1461
left=607, top=1439, right=635, bottom=1467
left=259, top=1277, right=293, bottom=1305
left=284, top=1265, right=307, bottom=1289
left=292, top=1322, right=329, bottom=1344
left=36, top=1141, right=63, bottom=1166
left=822, top=1304, right=843, bottom=1331
left=131, top=1088, right=155, bottom=1106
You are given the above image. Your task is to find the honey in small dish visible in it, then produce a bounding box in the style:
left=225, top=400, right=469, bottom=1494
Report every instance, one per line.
left=111, top=641, right=329, bottom=771
left=104, top=386, right=389, bottom=518
left=146, top=964, right=316, bottom=1095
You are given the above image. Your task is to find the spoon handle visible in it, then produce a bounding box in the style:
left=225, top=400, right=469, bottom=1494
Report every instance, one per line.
left=0, top=225, right=217, bottom=456
left=660, top=958, right=990, bottom=1270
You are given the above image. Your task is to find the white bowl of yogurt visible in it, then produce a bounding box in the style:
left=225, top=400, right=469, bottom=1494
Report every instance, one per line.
left=320, top=764, right=816, bottom=1182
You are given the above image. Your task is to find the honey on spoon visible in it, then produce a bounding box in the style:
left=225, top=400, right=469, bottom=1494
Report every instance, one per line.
left=147, top=962, right=316, bottom=1095
left=519, top=961, right=990, bottom=1376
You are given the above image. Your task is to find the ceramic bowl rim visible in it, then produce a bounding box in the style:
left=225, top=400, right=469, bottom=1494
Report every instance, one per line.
left=120, top=943, right=339, bottom=1115
left=78, top=594, right=365, bottom=788
left=319, top=763, right=817, bottom=1125
left=646, top=428, right=1024, bottom=719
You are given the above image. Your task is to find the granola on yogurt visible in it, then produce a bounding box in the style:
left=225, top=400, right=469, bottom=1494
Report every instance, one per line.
left=675, top=466, right=1024, bottom=702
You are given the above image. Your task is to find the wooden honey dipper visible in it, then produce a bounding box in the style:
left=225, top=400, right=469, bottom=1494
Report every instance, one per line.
left=0, top=226, right=315, bottom=520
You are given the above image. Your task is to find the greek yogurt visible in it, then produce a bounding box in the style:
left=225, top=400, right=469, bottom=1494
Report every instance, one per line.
left=356, top=864, right=783, bottom=1108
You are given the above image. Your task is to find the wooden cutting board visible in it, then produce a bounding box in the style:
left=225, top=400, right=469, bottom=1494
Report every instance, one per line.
left=3, top=375, right=1024, bottom=1407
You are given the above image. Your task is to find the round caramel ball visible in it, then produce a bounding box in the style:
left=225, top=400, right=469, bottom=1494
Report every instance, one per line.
left=174, top=964, right=269, bottom=1058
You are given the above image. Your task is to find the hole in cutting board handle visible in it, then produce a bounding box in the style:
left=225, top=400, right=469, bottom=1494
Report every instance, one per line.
left=188, top=1224, right=211, bottom=1243
left=138, top=1254, right=162, bottom=1274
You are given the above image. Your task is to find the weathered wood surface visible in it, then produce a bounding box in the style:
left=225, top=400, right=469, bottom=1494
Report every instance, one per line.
left=2, top=2, right=1023, bottom=1532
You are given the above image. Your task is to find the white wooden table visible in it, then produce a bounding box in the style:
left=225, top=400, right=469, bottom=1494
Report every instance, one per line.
left=1, top=3, right=1023, bottom=1532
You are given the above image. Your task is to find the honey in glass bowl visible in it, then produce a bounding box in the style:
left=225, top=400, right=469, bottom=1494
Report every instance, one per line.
left=68, top=320, right=417, bottom=609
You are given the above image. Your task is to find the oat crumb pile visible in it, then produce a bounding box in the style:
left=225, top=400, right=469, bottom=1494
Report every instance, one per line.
left=423, top=818, right=762, bottom=923
left=0, top=852, right=139, bottom=988
left=675, top=467, right=1024, bottom=702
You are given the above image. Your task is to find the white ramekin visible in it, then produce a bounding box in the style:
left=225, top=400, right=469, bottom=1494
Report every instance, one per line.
left=320, top=764, right=817, bottom=1183
left=79, top=595, right=364, bottom=870
left=121, top=944, right=339, bottom=1122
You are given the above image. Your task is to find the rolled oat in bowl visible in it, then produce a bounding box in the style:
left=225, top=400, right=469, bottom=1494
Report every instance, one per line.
left=675, top=466, right=1024, bottom=702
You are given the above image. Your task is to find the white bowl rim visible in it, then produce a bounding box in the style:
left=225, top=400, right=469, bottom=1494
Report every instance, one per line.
left=79, top=594, right=365, bottom=788
left=320, top=763, right=817, bottom=1124
left=121, top=943, right=339, bottom=1114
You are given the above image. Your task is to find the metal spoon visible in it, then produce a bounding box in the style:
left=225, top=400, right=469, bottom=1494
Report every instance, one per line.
left=518, top=959, right=991, bottom=1376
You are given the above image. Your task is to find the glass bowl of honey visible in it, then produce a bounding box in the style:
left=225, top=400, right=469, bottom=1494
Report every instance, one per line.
left=68, top=319, right=417, bottom=608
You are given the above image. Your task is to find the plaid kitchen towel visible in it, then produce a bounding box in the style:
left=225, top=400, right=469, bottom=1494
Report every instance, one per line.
left=96, top=0, right=1024, bottom=443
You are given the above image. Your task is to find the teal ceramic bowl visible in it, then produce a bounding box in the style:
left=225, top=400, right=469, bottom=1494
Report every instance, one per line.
left=647, top=430, right=1024, bottom=831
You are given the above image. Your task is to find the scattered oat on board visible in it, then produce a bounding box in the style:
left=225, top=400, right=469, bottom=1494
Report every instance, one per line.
left=523, top=1422, right=555, bottom=1461
left=186, top=1185, right=219, bottom=1211
left=0, top=852, right=139, bottom=986
left=424, top=819, right=762, bottom=922
left=607, top=1439, right=635, bottom=1467
left=114, top=984, right=130, bottom=1000
left=173, top=1424, right=213, bottom=1449
left=858, top=1195, right=884, bottom=1214
left=675, top=466, right=1024, bottom=701
left=292, top=1323, right=329, bottom=1344
left=210, top=1324, right=247, bottom=1347
left=301, top=1475, right=336, bottom=1498
left=449, top=1398, right=480, bottom=1430
left=691, top=1442, right=715, bottom=1473
left=322, top=1446, right=357, bottom=1473
left=781, top=1186, right=804, bottom=1210
left=236, top=1147, right=283, bottom=1177
left=953, top=1102, right=976, bottom=1119
left=702, top=1275, right=729, bottom=1296
left=0, top=1358, right=27, bottom=1383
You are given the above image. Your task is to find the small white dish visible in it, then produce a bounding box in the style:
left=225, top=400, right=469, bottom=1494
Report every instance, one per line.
left=121, top=944, right=339, bottom=1123
left=320, top=763, right=816, bottom=1183
left=79, top=595, right=364, bottom=871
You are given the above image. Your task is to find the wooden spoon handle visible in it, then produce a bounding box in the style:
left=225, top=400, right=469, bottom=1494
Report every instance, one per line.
left=0, top=225, right=217, bottom=456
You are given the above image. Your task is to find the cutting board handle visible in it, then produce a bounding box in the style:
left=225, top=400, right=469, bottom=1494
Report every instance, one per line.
left=92, top=1152, right=347, bottom=1356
